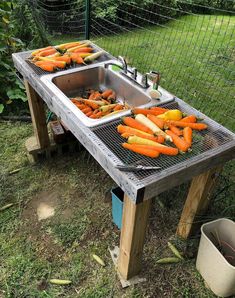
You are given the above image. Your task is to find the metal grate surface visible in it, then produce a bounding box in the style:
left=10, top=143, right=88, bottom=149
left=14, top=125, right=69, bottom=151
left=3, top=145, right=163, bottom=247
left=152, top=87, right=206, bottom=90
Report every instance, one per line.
left=92, top=102, right=233, bottom=181
left=18, top=46, right=114, bottom=77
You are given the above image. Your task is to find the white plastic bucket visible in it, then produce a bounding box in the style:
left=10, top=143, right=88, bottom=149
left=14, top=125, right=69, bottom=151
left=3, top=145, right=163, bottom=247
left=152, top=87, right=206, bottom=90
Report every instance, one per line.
left=196, top=218, right=235, bottom=297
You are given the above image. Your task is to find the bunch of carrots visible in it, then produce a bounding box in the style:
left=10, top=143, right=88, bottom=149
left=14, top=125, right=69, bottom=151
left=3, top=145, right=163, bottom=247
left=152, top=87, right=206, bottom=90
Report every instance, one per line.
left=29, top=41, right=104, bottom=72
left=117, top=106, right=208, bottom=158
left=71, top=89, right=128, bottom=119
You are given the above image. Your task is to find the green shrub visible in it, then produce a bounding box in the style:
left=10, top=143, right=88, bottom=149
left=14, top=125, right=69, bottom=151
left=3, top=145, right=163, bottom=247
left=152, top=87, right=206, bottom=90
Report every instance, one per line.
left=0, top=1, right=49, bottom=115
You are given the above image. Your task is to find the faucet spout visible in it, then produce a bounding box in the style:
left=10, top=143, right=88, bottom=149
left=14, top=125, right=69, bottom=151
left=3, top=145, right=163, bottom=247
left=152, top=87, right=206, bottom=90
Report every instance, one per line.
left=117, top=56, right=127, bottom=74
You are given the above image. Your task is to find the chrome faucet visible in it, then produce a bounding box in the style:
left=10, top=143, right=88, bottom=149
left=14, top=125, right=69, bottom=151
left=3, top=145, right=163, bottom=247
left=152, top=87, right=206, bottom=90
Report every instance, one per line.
left=104, top=56, right=151, bottom=89
left=104, top=56, right=128, bottom=73
left=117, top=56, right=127, bottom=73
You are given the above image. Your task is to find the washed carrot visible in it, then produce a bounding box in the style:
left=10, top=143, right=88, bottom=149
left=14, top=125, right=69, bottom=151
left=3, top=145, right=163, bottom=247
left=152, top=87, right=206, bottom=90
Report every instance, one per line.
left=132, top=108, right=166, bottom=116
left=180, top=115, right=197, bottom=123
left=117, top=124, right=163, bottom=142
left=50, top=60, right=66, bottom=68
left=35, top=59, right=66, bottom=69
left=34, top=61, right=55, bottom=72
left=165, top=130, right=190, bottom=152
left=78, top=53, right=93, bottom=58
left=70, top=53, right=84, bottom=64
left=107, top=91, right=116, bottom=101
left=113, top=104, right=123, bottom=111
left=121, top=132, right=164, bottom=143
left=122, top=117, right=154, bottom=134
left=84, top=100, right=99, bottom=110
left=150, top=106, right=169, bottom=113
left=101, top=89, right=113, bottom=98
left=183, top=127, right=193, bottom=147
left=81, top=107, right=92, bottom=114
left=122, top=143, right=160, bottom=158
left=90, top=111, right=102, bottom=119
left=169, top=125, right=183, bottom=136
left=147, top=114, right=165, bottom=129
left=166, top=120, right=208, bottom=130
left=38, top=48, right=57, bottom=57
left=128, top=136, right=179, bottom=156
left=73, top=47, right=93, bottom=53
left=31, top=46, right=53, bottom=56
left=53, top=55, right=71, bottom=64
left=75, top=103, right=87, bottom=109
left=85, top=111, right=93, bottom=117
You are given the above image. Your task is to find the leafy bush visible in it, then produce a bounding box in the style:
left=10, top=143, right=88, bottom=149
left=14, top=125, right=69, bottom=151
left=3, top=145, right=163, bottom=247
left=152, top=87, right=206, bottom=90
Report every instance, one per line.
left=0, top=1, right=49, bottom=115
left=0, top=2, right=26, bottom=114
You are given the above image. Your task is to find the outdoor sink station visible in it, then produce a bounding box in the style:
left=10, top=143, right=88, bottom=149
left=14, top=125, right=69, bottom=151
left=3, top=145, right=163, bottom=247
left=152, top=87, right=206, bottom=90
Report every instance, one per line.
left=12, top=41, right=235, bottom=284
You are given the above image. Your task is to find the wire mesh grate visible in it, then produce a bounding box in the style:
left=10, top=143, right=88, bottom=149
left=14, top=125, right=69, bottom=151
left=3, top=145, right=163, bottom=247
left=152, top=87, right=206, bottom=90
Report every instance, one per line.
left=19, top=46, right=114, bottom=77
left=92, top=102, right=233, bottom=182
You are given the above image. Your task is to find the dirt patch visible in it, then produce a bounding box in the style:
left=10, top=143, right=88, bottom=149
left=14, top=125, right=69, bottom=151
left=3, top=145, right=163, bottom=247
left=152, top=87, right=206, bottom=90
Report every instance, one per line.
left=20, top=190, right=65, bottom=261
left=22, top=191, right=59, bottom=223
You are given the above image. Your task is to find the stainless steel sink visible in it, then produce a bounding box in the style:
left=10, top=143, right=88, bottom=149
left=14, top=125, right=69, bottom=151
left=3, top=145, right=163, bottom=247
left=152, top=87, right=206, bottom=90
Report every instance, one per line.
left=41, top=61, right=174, bottom=127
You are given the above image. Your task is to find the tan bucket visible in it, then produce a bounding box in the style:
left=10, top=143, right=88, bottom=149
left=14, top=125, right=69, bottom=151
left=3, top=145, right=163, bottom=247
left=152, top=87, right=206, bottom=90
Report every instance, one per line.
left=196, top=218, right=235, bottom=297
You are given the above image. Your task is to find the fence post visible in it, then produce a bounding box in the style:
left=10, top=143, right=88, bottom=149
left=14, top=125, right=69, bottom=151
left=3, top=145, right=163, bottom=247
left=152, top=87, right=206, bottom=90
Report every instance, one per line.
left=85, top=0, right=91, bottom=40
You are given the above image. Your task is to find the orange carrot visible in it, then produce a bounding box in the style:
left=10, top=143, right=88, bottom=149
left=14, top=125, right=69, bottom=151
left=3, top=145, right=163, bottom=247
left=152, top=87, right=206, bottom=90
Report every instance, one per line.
left=101, top=89, right=113, bottom=98
left=38, top=48, right=57, bottom=57
left=85, top=101, right=99, bottom=110
left=165, top=130, right=190, bottom=152
left=107, top=91, right=116, bottom=101
left=127, top=143, right=178, bottom=156
left=183, top=127, right=193, bottom=147
left=180, top=115, right=197, bottom=123
left=73, top=47, right=93, bottom=53
left=31, top=46, right=53, bottom=56
left=122, top=143, right=160, bottom=158
left=132, top=108, right=165, bottom=116
left=169, top=125, right=183, bottom=136
left=117, top=124, right=163, bottom=142
left=113, top=104, right=124, bottom=111
left=147, top=114, right=165, bottom=129
left=70, top=53, right=84, bottom=64
left=150, top=106, right=169, bottom=113
left=81, top=107, right=92, bottom=114
left=166, top=120, right=207, bottom=130
left=90, top=111, right=102, bottom=119
left=54, top=55, right=71, bottom=64
left=85, top=111, right=93, bottom=117
left=122, top=117, right=154, bottom=134
left=34, top=61, right=55, bottom=72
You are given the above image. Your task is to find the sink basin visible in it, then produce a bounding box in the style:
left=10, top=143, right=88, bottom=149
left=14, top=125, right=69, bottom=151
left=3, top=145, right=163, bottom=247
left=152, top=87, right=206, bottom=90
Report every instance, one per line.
left=41, top=61, right=174, bottom=127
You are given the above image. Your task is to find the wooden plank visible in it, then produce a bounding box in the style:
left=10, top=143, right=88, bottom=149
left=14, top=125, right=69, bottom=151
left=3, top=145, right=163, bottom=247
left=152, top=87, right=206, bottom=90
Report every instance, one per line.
left=117, top=195, right=151, bottom=280
left=176, top=166, right=222, bottom=239
left=24, top=80, right=50, bottom=149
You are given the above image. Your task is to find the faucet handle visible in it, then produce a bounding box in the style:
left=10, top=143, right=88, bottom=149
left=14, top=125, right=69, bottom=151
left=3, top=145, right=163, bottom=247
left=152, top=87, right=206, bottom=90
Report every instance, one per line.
left=131, top=67, right=137, bottom=80
left=141, top=74, right=150, bottom=89
left=148, top=71, right=160, bottom=90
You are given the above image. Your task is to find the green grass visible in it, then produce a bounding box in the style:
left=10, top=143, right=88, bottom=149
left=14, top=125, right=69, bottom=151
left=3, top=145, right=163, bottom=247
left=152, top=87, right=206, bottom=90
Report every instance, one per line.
left=51, top=14, right=235, bottom=131
left=0, top=119, right=234, bottom=297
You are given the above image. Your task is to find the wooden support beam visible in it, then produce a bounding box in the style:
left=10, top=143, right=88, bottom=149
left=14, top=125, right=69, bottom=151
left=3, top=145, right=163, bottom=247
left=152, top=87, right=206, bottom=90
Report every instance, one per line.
left=117, top=196, right=151, bottom=280
left=176, top=166, right=222, bottom=239
left=24, top=80, right=50, bottom=149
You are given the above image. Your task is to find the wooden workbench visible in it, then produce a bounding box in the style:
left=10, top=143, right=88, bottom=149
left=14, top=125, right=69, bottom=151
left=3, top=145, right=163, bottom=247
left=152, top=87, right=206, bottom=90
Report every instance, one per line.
left=24, top=79, right=234, bottom=280
left=12, top=48, right=235, bottom=281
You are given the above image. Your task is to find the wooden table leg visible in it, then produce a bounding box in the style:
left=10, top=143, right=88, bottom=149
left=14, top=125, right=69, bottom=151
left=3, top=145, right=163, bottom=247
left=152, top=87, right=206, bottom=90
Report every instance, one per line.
left=176, top=166, right=222, bottom=239
left=24, top=80, right=50, bottom=149
left=117, top=195, right=151, bottom=280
